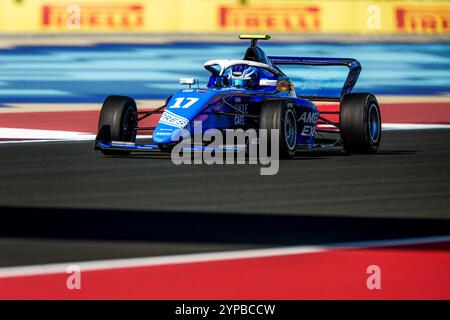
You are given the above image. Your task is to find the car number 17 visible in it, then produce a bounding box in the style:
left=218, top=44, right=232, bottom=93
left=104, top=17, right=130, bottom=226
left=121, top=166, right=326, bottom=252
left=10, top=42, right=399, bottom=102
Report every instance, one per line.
left=169, top=97, right=199, bottom=109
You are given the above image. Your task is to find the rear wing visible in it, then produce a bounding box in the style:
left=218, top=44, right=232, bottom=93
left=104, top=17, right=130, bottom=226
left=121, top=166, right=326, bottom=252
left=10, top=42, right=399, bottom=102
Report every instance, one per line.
left=268, top=56, right=362, bottom=101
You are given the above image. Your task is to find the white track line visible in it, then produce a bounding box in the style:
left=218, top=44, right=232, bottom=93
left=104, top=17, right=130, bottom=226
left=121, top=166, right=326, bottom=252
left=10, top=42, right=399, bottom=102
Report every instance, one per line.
left=318, top=123, right=450, bottom=131
left=382, top=123, right=450, bottom=130
left=0, top=127, right=152, bottom=144
left=0, top=101, right=165, bottom=113
left=0, top=138, right=96, bottom=144
left=0, top=128, right=95, bottom=140
left=0, top=235, right=449, bottom=279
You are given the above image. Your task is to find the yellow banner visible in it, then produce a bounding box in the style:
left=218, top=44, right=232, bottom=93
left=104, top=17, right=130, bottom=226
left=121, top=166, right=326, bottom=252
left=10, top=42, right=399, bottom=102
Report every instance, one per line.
left=0, top=0, right=448, bottom=34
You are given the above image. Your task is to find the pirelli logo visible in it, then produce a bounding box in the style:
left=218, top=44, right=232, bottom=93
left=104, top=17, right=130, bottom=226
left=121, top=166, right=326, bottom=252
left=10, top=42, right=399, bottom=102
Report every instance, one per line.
left=41, top=3, right=144, bottom=30
left=396, top=6, right=450, bottom=33
left=219, top=5, right=321, bottom=32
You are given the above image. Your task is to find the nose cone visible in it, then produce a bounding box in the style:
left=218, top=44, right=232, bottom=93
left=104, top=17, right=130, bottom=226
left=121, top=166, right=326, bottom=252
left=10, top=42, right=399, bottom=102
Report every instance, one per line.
left=153, top=124, right=180, bottom=144
left=153, top=89, right=215, bottom=144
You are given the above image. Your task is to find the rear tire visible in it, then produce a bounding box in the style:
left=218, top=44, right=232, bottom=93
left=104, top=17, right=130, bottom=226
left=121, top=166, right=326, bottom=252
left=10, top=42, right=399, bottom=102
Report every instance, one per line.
left=98, top=95, right=137, bottom=156
left=259, top=100, right=297, bottom=159
left=340, top=93, right=381, bottom=154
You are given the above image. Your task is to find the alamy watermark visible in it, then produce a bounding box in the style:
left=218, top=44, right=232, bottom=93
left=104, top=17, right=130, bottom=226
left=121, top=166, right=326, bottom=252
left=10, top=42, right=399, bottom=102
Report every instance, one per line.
left=66, top=4, right=81, bottom=30
left=366, top=4, right=382, bottom=31
left=66, top=265, right=81, bottom=290
left=366, top=265, right=381, bottom=290
left=169, top=121, right=280, bottom=176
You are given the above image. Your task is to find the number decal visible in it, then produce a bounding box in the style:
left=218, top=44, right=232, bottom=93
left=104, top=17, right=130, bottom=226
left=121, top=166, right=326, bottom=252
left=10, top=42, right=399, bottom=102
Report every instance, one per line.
left=169, top=97, right=199, bottom=109
left=169, top=98, right=185, bottom=109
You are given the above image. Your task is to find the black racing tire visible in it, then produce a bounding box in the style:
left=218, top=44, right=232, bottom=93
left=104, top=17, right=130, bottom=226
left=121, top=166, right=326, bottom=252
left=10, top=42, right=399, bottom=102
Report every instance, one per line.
left=259, top=99, right=298, bottom=159
left=98, top=95, right=137, bottom=156
left=340, top=93, right=382, bottom=154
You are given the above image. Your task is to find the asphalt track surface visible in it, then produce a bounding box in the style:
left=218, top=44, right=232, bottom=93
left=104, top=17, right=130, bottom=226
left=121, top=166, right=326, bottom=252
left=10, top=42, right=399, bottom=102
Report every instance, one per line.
left=1, top=129, right=450, bottom=267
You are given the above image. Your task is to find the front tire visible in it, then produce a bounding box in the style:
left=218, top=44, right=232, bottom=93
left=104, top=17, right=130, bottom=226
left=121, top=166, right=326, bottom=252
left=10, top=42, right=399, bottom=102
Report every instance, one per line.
left=259, top=100, right=298, bottom=159
left=340, top=93, right=381, bottom=154
left=98, top=95, right=137, bottom=156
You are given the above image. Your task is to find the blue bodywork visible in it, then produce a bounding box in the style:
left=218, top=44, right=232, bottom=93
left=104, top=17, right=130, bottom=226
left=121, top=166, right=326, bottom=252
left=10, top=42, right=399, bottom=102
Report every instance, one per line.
left=96, top=36, right=362, bottom=153
left=152, top=88, right=318, bottom=147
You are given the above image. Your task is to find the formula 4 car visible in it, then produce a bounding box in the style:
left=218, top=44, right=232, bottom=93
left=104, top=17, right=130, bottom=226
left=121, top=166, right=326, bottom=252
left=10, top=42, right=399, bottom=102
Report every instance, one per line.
left=95, top=34, right=381, bottom=158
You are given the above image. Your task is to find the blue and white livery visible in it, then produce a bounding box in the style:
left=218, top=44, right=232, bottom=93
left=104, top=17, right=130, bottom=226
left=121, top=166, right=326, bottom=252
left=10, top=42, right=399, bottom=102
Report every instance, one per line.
left=95, top=34, right=382, bottom=157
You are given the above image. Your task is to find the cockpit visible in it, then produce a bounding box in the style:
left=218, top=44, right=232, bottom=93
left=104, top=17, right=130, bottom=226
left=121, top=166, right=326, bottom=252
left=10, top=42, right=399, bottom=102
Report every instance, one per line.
left=204, top=59, right=296, bottom=97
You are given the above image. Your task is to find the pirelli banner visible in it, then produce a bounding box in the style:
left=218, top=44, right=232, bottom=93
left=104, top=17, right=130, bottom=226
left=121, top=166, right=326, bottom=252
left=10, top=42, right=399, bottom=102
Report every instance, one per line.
left=0, top=0, right=448, bottom=34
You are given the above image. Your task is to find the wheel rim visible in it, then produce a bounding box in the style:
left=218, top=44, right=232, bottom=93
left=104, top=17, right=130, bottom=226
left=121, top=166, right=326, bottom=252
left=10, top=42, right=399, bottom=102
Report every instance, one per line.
left=284, top=108, right=297, bottom=150
left=122, top=106, right=136, bottom=141
left=368, top=103, right=381, bottom=143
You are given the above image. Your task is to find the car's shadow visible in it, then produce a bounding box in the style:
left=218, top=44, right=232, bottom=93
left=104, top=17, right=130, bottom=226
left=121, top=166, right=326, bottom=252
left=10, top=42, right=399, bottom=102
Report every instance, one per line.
left=122, top=138, right=418, bottom=160
left=374, top=150, right=418, bottom=155
left=123, top=148, right=417, bottom=161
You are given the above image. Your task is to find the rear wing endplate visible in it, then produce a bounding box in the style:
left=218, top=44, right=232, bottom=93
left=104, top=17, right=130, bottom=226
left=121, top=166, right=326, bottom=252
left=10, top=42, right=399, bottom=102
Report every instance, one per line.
left=268, top=56, right=362, bottom=100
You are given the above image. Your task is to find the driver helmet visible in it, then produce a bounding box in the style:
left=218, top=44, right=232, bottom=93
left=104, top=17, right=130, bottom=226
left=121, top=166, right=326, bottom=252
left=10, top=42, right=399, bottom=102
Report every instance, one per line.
left=228, top=65, right=258, bottom=89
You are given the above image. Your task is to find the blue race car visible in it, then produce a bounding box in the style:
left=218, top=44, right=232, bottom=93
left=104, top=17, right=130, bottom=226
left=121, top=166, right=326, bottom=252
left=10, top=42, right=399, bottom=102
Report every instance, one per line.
left=95, top=34, right=381, bottom=158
